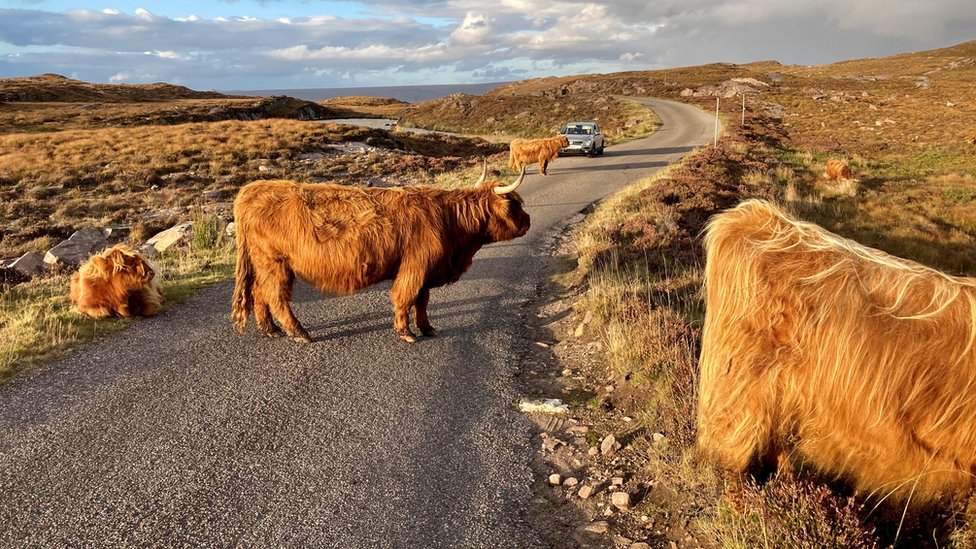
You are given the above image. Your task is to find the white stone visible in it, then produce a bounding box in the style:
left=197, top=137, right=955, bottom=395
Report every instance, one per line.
left=146, top=222, right=193, bottom=254
left=611, top=491, right=631, bottom=510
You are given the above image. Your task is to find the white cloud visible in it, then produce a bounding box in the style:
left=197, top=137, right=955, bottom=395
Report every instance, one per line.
left=108, top=71, right=129, bottom=83
left=450, top=12, right=493, bottom=46
left=145, top=50, right=182, bottom=59
left=0, top=1, right=973, bottom=90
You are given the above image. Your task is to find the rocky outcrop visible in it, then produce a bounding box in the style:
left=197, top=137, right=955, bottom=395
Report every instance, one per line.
left=43, top=227, right=110, bottom=269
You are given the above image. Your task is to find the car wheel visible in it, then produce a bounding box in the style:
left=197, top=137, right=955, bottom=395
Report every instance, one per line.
left=597, top=145, right=605, bottom=156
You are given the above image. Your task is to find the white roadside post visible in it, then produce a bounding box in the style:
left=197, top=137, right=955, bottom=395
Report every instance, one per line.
left=714, top=97, right=720, bottom=146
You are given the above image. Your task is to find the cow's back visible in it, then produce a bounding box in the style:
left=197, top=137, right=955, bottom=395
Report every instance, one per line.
left=234, top=180, right=401, bottom=293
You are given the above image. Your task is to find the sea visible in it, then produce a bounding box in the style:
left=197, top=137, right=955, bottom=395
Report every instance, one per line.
left=224, top=82, right=508, bottom=103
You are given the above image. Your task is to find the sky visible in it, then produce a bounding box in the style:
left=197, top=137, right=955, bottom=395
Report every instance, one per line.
left=0, top=0, right=974, bottom=91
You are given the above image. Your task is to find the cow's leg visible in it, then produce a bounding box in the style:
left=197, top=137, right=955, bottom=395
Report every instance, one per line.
left=391, top=272, right=422, bottom=343
left=540, top=159, right=549, bottom=176
left=257, top=259, right=311, bottom=343
left=254, top=297, right=283, bottom=338
left=415, top=287, right=436, bottom=337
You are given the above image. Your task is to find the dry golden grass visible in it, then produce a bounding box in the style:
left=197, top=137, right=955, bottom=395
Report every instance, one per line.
left=0, top=118, right=504, bottom=257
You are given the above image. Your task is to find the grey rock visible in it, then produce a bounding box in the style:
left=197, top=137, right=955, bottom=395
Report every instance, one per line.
left=224, top=222, right=237, bottom=238
left=138, top=244, right=159, bottom=259
left=11, top=251, right=45, bottom=277
left=44, top=227, right=109, bottom=269
left=600, top=434, right=619, bottom=456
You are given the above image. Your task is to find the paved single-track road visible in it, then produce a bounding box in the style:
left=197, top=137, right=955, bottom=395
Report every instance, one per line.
left=0, top=98, right=714, bottom=548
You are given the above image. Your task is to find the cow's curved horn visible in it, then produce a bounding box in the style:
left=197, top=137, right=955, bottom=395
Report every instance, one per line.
left=475, top=157, right=488, bottom=186
left=493, top=165, right=525, bottom=195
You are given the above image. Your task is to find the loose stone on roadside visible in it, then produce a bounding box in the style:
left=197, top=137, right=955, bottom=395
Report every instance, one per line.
left=600, top=434, right=620, bottom=456
left=563, top=477, right=579, bottom=487
left=584, top=521, right=609, bottom=534
left=548, top=473, right=562, bottom=486
left=611, top=491, right=631, bottom=510
left=578, top=485, right=594, bottom=499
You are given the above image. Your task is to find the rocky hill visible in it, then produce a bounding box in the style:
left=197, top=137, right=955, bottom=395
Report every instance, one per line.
left=0, top=73, right=235, bottom=102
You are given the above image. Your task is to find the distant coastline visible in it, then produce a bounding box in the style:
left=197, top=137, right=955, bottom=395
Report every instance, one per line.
left=224, top=81, right=509, bottom=103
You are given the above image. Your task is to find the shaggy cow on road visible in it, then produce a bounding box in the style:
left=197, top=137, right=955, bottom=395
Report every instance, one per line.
left=231, top=161, right=531, bottom=343
left=508, top=135, right=569, bottom=176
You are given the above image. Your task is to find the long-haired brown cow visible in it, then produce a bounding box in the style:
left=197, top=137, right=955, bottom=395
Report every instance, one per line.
left=825, top=157, right=852, bottom=181
left=699, top=199, right=976, bottom=506
left=70, top=244, right=164, bottom=318
left=232, top=161, right=530, bottom=343
left=509, top=135, right=569, bottom=176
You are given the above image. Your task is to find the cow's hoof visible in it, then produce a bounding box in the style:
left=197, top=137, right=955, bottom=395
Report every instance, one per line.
left=397, top=329, right=417, bottom=344
left=419, top=325, right=437, bottom=337
left=263, top=326, right=284, bottom=338
left=288, top=330, right=312, bottom=344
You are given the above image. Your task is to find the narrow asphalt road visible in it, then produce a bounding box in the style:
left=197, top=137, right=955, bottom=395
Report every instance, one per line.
left=0, top=98, right=714, bottom=548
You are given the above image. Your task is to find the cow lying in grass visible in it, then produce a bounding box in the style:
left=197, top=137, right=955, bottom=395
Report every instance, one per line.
left=699, top=199, right=976, bottom=506
left=825, top=158, right=852, bottom=181
left=231, top=160, right=530, bottom=343
left=508, top=135, right=569, bottom=176
left=70, top=244, right=164, bottom=318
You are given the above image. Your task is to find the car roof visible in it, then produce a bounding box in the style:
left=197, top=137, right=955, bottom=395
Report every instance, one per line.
left=564, top=121, right=598, bottom=126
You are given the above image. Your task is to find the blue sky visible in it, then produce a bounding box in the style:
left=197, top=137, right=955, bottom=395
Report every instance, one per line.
left=0, top=0, right=973, bottom=91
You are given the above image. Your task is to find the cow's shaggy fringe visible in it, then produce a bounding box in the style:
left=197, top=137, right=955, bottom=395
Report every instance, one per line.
left=698, top=199, right=976, bottom=505
left=509, top=135, right=569, bottom=176
left=69, top=244, right=164, bottom=318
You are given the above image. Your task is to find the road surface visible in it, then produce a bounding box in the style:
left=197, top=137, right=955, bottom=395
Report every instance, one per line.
left=0, top=98, right=714, bottom=548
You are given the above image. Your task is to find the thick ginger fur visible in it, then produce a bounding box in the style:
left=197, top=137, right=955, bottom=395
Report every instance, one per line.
left=699, top=199, right=976, bottom=506
left=231, top=175, right=530, bottom=344
left=508, top=135, right=569, bottom=176
left=69, top=244, right=163, bottom=318
left=826, top=157, right=852, bottom=181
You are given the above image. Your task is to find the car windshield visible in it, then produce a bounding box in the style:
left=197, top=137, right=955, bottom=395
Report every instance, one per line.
left=563, top=124, right=595, bottom=135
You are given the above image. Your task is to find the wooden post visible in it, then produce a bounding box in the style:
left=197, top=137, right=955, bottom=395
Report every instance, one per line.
left=741, top=93, right=746, bottom=125
left=714, top=97, right=719, bottom=146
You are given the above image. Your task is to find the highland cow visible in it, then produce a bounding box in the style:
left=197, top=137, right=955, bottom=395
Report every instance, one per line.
left=70, top=244, right=164, bottom=318
left=231, top=161, right=530, bottom=344
left=508, top=135, right=569, bottom=176
left=825, top=158, right=852, bottom=181
left=698, top=199, right=976, bottom=505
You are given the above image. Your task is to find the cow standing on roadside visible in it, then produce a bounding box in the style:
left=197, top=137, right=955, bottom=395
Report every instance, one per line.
left=698, top=199, right=976, bottom=506
left=231, top=161, right=530, bottom=343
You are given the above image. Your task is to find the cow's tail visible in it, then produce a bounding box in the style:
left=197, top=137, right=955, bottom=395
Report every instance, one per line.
left=508, top=146, right=517, bottom=172
left=231, top=226, right=254, bottom=333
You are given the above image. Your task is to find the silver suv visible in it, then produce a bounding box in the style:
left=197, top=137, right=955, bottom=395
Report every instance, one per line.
left=558, top=121, right=605, bottom=157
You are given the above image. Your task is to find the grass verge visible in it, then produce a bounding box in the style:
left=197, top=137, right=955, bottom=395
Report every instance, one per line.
left=0, top=244, right=233, bottom=383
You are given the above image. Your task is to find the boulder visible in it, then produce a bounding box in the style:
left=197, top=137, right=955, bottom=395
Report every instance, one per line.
left=224, top=221, right=237, bottom=238
left=10, top=251, right=45, bottom=277
left=146, top=222, right=193, bottom=254
left=43, top=227, right=109, bottom=269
